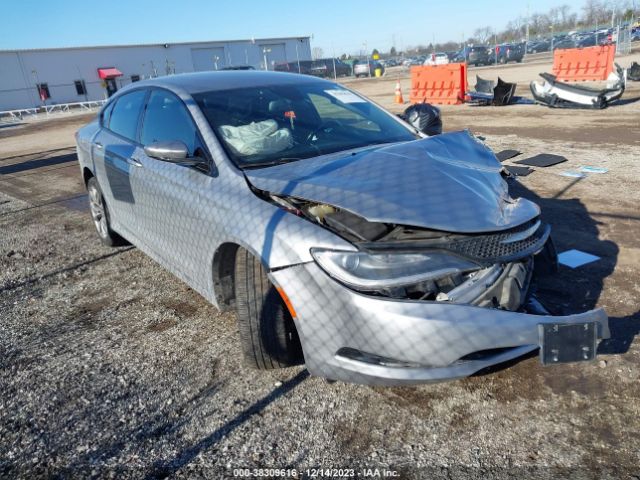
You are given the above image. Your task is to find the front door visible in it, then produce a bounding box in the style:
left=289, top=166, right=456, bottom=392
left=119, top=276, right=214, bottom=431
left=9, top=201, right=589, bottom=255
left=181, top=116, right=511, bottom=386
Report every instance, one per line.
left=105, top=78, right=118, bottom=97
left=128, top=88, right=213, bottom=282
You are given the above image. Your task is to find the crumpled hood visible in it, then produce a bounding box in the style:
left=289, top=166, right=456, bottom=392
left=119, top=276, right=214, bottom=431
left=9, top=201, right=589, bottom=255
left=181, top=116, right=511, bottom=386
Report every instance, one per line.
left=245, top=130, right=540, bottom=233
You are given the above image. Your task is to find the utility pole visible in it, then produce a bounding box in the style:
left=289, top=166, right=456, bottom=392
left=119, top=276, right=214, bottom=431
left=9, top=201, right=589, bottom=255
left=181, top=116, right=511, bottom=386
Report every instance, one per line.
left=262, top=47, right=271, bottom=71
left=363, top=41, right=370, bottom=78
left=526, top=3, right=530, bottom=43
left=611, top=7, right=615, bottom=28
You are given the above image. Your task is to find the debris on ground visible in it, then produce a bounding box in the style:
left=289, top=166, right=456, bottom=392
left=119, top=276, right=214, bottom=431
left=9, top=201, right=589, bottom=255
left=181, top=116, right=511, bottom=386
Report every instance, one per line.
left=559, top=170, right=587, bottom=178
left=505, top=165, right=533, bottom=176
left=580, top=166, right=608, bottom=174
left=530, top=65, right=626, bottom=109
left=495, top=149, right=522, bottom=162
left=557, top=249, right=601, bottom=268
left=468, top=76, right=519, bottom=106
left=514, top=153, right=567, bottom=168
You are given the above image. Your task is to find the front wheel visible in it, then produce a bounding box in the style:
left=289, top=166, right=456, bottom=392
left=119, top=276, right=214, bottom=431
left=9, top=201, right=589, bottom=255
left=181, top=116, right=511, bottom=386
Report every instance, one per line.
left=87, top=177, right=127, bottom=247
left=234, top=248, right=303, bottom=369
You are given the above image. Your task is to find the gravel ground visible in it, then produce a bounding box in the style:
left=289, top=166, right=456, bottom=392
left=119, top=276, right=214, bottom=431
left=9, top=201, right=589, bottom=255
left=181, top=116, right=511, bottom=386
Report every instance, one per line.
left=1, top=59, right=640, bottom=479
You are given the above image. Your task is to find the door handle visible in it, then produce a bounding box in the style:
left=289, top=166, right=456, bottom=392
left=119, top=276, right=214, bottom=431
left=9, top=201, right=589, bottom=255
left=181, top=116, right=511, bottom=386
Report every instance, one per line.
left=94, top=142, right=103, bottom=149
left=127, top=157, right=142, bottom=167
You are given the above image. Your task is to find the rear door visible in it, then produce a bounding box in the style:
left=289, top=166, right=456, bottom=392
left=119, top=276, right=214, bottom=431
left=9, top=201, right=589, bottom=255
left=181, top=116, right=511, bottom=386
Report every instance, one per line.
left=129, top=88, right=213, bottom=281
left=93, top=89, right=147, bottom=237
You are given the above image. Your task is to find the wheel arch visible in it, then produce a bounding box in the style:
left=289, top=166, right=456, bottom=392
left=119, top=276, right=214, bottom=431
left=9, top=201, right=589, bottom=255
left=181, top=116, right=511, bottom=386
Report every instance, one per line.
left=82, top=166, right=94, bottom=187
left=212, top=242, right=241, bottom=311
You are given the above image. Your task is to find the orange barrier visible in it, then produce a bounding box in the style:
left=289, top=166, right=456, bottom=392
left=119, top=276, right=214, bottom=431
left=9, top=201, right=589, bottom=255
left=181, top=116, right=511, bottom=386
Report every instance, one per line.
left=410, top=63, right=467, bottom=105
left=552, top=45, right=615, bottom=82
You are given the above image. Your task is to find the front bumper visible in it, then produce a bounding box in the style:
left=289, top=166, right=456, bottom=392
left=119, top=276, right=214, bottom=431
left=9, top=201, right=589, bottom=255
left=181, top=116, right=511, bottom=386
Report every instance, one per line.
left=270, top=262, right=609, bottom=386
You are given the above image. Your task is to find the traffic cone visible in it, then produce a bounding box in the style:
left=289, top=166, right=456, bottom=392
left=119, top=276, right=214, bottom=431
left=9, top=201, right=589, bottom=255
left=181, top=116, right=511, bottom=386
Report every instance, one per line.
left=394, top=80, right=404, bottom=104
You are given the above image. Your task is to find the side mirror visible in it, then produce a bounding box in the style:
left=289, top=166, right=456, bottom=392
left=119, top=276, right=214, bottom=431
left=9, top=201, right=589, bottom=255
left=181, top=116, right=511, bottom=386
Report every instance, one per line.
left=144, top=141, right=189, bottom=162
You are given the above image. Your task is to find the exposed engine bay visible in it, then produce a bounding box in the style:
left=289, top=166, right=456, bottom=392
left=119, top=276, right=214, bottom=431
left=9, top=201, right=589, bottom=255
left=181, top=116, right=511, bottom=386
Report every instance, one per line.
left=260, top=188, right=555, bottom=309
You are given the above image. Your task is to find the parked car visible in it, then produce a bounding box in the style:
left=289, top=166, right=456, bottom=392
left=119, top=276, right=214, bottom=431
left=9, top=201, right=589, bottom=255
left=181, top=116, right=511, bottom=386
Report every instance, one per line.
left=309, top=58, right=351, bottom=78
left=553, top=38, right=577, bottom=50
left=465, top=45, right=491, bottom=66
left=576, top=34, right=601, bottom=48
left=445, top=51, right=459, bottom=61
left=423, top=52, right=449, bottom=66
left=274, top=60, right=313, bottom=75
left=75, top=70, right=609, bottom=385
left=353, top=60, right=385, bottom=77
left=495, top=43, right=525, bottom=64
left=527, top=39, right=551, bottom=53
left=221, top=65, right=255, bottom=71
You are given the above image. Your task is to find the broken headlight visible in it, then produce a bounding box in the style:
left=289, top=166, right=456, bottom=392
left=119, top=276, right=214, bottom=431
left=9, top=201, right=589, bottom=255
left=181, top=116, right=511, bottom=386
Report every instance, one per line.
left=311, top=249, right=479, bottom=290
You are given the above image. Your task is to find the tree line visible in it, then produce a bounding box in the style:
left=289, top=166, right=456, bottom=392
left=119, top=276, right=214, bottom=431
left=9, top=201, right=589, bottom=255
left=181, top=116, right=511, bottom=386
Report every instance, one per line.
left=397, top=0, right=637, bottom=55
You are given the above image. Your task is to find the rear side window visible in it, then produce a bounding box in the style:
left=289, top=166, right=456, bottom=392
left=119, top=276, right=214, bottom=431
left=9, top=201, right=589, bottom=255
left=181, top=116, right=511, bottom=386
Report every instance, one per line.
left=140, top=90, right=197, bottom=154
left=108, top=90, right=147, bottom=141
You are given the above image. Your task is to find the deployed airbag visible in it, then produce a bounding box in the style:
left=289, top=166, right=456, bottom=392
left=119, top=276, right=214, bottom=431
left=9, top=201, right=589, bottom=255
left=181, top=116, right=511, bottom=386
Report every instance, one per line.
left=219, top=120, right=293, bottom=156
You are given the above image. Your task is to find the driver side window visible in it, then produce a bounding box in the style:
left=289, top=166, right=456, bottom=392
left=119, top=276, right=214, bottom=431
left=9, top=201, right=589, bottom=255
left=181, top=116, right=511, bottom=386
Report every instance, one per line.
left=141, top=90, right=198, bottom=155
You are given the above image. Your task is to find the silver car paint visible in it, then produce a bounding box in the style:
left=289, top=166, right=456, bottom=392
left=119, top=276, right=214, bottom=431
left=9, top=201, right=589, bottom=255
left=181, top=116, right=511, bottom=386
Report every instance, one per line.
left=76, top=71, right=609, bottom=385
left=245, top=131, right=540, bottom=233
left=271, top=262, right=609, bottom=385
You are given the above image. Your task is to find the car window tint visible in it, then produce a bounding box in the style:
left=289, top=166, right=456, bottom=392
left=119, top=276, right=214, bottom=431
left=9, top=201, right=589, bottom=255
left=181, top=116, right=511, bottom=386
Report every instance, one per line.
left=108, top=90, right=146, bottom=141
left=141, top=90, right=197, bottom=154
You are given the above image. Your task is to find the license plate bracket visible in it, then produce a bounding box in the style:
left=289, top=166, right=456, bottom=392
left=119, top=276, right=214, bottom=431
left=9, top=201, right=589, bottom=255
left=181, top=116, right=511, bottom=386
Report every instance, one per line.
left=539, top=322, right=597, bottom=365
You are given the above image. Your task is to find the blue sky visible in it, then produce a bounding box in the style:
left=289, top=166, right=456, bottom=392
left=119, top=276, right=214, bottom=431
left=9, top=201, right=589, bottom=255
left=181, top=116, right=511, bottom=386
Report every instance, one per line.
left=4, top=0, right=576, bottom=54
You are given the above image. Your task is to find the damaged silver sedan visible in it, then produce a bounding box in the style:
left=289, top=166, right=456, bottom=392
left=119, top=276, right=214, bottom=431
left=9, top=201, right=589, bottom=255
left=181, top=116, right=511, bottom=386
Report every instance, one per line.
left=75, top=71, right=609, bottom=385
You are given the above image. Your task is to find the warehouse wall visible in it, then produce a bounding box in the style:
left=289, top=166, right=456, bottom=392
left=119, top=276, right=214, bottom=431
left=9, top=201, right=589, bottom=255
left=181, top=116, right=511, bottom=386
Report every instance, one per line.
left=0, top=37, right=312, bottom=111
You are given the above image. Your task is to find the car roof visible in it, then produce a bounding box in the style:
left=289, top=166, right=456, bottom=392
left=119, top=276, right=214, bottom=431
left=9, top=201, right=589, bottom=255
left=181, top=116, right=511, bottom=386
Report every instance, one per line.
left=125, top=70, right=333, bottom=95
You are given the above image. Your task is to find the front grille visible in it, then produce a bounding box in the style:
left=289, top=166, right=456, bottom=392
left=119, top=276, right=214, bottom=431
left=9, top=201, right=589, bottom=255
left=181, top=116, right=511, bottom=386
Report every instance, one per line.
left=361, top=218, right=550, bottom=265
left=444, top=219, right=549, bottom=262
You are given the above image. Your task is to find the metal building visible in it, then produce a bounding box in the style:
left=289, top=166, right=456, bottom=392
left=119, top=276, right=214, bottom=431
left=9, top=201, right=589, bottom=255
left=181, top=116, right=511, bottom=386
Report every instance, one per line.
left=0, top=36, right=312, bottom=111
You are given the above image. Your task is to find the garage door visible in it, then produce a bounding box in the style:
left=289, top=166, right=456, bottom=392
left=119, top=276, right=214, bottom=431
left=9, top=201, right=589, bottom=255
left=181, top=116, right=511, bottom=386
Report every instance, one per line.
left=259, top=43, right=286, bottom=70
left=191, top=47, right=226, bottom=71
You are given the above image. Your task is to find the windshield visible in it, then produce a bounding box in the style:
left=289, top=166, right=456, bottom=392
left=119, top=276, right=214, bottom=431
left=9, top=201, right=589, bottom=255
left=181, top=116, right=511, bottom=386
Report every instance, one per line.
left=193, top=82, right=416, bottom=168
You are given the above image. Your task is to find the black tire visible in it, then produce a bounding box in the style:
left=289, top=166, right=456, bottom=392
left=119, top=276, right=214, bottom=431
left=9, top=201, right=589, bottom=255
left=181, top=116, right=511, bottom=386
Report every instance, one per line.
left=234, top=248, right=303, bottom=369
left=86, top=177, right=128, bottom=247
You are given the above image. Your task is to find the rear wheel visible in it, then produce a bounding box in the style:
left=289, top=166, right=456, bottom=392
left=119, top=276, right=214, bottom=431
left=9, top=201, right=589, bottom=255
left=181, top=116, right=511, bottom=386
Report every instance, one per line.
left=87, top=177, right=127, bottom=247
left=234, top=248, right=303, bottom=369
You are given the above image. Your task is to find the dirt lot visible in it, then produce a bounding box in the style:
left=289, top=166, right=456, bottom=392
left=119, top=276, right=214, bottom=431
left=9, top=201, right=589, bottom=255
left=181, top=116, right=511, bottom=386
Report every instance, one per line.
left=1, top=55, right=640, bottom=478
